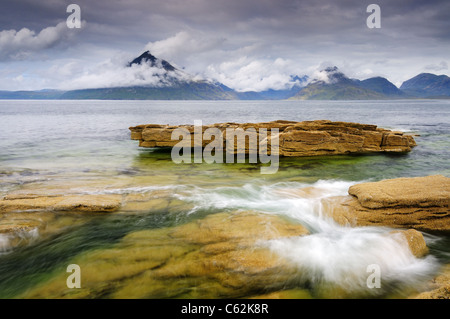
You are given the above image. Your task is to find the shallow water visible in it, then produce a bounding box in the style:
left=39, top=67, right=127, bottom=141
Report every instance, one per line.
left=0, top=99, right=449, bottom=298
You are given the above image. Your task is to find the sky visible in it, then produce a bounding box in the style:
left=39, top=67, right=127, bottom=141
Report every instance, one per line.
left=0, top=0, right=449, bottom=92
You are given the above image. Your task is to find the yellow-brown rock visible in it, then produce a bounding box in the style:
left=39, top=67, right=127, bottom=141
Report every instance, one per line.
left=410, top=264, right=450, bottom=299
left=0, top=211, right=92, bottom=252
left=0, top=193, right=122, bottom=213
left=0, top=221, right=40, bottom=234
left=348, top=175, right=450, bottom=209
left=21, top=211, right=309, bottom=299
left=322, top=175, right=450, bottom=232
left=391, top=229, right=429, bottom=258
left=130, top=120, right=417, bottom=156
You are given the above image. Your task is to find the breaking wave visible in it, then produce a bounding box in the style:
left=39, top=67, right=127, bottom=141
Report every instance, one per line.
left=176, top=179, right=439, bottom=294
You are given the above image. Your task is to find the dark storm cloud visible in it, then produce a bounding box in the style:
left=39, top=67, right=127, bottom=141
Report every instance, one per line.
left=0, top=0, right=448, bottom=90
left=1, top=0, right=448, bottom=51
left=2, top=0, right=448, bottom=42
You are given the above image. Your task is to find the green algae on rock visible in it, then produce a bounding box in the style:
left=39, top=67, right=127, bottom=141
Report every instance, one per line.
left=21, top=211, right=309, bottom=299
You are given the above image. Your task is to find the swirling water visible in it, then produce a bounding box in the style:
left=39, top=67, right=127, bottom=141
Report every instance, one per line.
left=0, top=99, right=449, bottom=298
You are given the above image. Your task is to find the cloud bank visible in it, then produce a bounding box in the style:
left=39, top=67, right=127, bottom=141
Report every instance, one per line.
left=0, top=22, right=73, bottom=61
left=56, top=55, right=192, bottom=91
left=0, top=0, right=449, bottom=91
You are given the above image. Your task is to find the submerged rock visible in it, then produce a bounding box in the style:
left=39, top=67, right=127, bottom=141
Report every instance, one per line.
left=0, top=221, right=40, bottom=234
left=22, top=211, right=309, bottom=299
left=391, top=229, right=429, bottom=258
left=0, top=211, right=91, bottom=253
left=322, top=175, right=450, bottom=232
left=249, top=288, right=313, bottom=299
left=410, top=264, right=450, bottom=299
left=130, top=120, right=417, bottom=156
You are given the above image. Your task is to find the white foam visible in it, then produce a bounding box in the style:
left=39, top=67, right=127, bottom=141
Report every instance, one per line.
left=0, top=227, right=39, bottom=255
left=176, top=179, right=440, bottom=293
left=266, top=228, right=437, bottom=293
left=176, top=180, right=357, bottom=230
left=75, top=184, right=185, bottom=195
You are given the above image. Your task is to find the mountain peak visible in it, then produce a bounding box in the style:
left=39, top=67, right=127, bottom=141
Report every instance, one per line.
left=314, top=66, right=349, bottom=84
left=400, top=72, right=450, bottom=97
left=128, top=51, right=176, bottom=72
left=358, top=76, right=403, bottom=96
left=323, top=66, right=339, bottom=73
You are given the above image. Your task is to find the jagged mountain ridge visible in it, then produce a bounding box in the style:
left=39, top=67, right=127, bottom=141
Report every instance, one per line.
left=0, top=51, right=449, bottom=100
left=291, top=67, right=410, bottom=100
left=59, top=51, right=238, bottom=100
left=128, top=51, right=176, bottom=72
left=291, top=67, right=385, bottom=100
left=56, top=51, right=308, bottom=100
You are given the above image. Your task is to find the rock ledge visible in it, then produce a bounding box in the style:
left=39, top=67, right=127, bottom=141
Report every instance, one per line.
left=130, top=120, right=417, bottom=156
left=323, top=175, right=450, bottom=232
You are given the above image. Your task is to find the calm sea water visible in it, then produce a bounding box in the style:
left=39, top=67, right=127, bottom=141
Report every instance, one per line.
left=0, top=99, right=449, bottom=298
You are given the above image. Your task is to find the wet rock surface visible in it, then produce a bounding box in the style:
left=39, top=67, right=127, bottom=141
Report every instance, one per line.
left=322, top=175, right=450, bottom=232
left=409, top=264, right=450, bottom=299
left=21, top=211, right=310, bottom=298
left=0, top=193, right=122, bottom=213
left=1, top=174, right=447, bottom=299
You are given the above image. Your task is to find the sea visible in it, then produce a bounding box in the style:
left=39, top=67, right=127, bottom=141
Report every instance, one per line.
left=0, top=99, right=449, bottom=299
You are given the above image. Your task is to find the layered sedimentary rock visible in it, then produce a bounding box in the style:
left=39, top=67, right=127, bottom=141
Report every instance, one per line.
left=322, top=175, right=450, bottom=232
left=129, top=120, right=417, bottom=156
left=0, top=193, right=122, bottom=213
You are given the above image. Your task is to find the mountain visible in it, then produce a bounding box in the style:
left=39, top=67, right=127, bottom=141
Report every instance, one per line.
left=291, top=67, right=386, bottom=100
left=236, top=75, right=308, bottom=100
left=354, top=77, right=404, bottom=97
left=59, top=82, right=237, bottom=100
left=59, top=51, right=238, bottom=100
left=1, top=52, right=449, bottom=100
left=0, top=89, right=64, bottom=99
left=400, top=73, right=450, bottom=98
left=128, top=51, right=176, bottom=72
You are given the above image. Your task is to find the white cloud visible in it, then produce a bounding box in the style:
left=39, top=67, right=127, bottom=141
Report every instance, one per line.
left=311, top=69, right=332, bottom=84
left=143, top=31, right=310, bottom=92
left=0, top=22, right=75, bottom=61
left=145, top=31, right=226, bottom=68
left=204, top=56, right=302, bottom=92
left=1, top=0, right=450, bottom=92
left=425, top=61, right=448, bottom=72
left=309, top=64, right=343, bottom=84
left=56, top=54, right=192, bottom=90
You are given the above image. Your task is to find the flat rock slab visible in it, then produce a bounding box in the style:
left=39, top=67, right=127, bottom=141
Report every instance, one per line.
left=0, top=194, right=122, bottom=213
left=322, top=175, right=450, bottom=232
left=349, top=175, right=450, bottom=209
left=130, top=120, right=417, bottom=156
